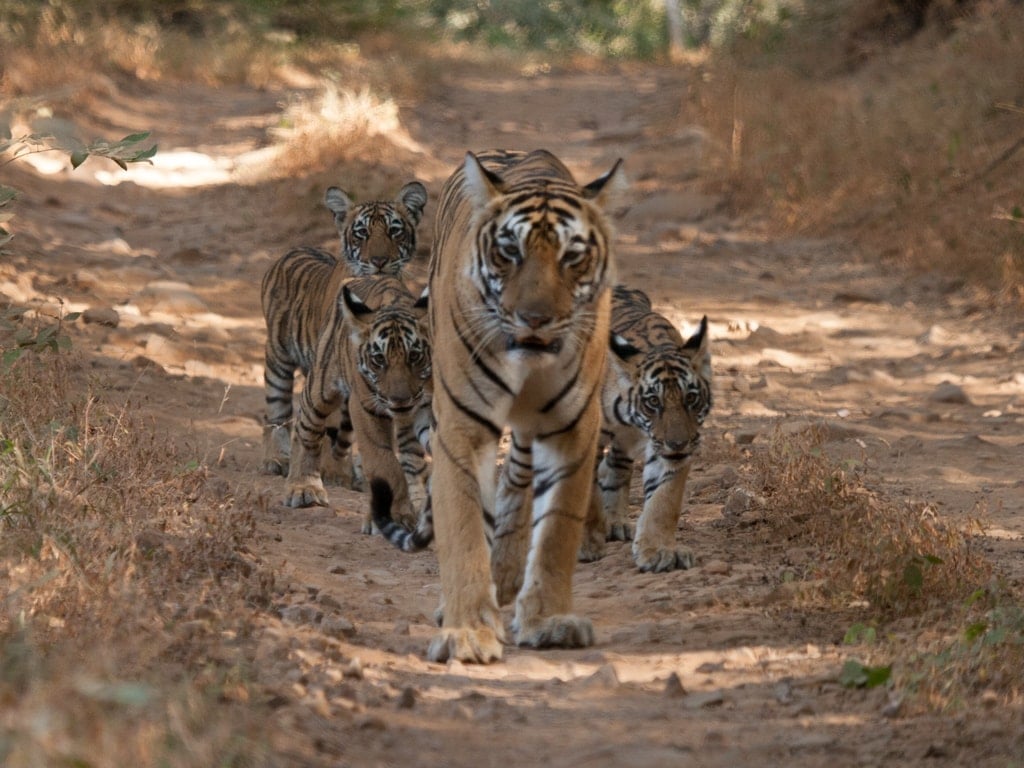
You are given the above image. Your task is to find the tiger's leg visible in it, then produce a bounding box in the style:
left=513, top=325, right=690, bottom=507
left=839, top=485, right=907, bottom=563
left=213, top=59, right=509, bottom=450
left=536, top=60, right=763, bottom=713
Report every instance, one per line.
left=284, top=381, right=339, bottom=508
left=261, top=342, right=295, bottom=476
left=597, top=439, right=637, bottom=542
left=427, top=427, right=504, bottom=664
left=349, top=403, right=414, bottom=535
left=632, top=448, right=695, bottom=572
left=320, top=395, right=365, bottom=491
left=577, top=477, right=608, bottom=562
left=392, top=406, right=431, bottom=529
left=512, top=429, right=598, bottom=650
left=492, top=432, right=534, bottom=606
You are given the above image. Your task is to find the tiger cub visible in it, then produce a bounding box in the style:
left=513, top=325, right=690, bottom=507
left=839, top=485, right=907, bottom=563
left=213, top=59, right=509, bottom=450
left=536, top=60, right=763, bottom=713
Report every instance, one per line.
left=421, top=149, right=624, bottom=664
left=281, top=274, right=431, bottom=533
left=261, top=181, right=427, bottom=481
left=589, top=285, right=712, bottom=572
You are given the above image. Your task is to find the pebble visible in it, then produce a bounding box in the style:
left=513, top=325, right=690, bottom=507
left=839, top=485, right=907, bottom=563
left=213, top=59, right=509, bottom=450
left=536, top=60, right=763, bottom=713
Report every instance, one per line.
left=722, top=487, right=756, bottom=517
left=280, top=604, right=322, bottom=625
left=396, top=686, right=417, bottom=709
left=928, top=382, right=971, bottom=405
left=320, top=615, right=357, bottom=639
left=664, top=672, right=687, bottom=698
left=579, top=663, right=620, bottom=690
left=133, top=280, right=208, bottom=315
left=82, top=306, right=120, bottom=327
left=682, top=690, right=725, bottom=709
left=703, top=560, right=731, bottom=575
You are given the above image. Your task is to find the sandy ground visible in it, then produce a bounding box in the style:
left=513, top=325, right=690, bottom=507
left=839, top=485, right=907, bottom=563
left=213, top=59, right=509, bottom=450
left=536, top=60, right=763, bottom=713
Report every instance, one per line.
left=3, top=61, right=1023, bottom=766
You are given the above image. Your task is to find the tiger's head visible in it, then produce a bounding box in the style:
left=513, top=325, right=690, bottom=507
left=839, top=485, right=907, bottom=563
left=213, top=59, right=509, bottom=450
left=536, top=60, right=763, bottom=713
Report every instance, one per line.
left=610, top=316, right=712, bottom=459
left=339, top=278, right=431, bottom=415
left=461, top=151, right=625, bottom=356
left=325, top=181, right=428, bottom=277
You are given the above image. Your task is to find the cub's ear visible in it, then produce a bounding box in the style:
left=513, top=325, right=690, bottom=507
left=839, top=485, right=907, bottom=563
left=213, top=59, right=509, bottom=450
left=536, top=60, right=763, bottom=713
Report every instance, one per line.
left=610, top=332, right=642, bottom=362
left=683, top=315, right=712, bottom=380
left=340, top=284, right=374, bottom=324
left=462, top=151, right=506, bottom=212
left=581, top=158, right=628, bottom=216
left=397, top=181, right=428, bottom=226
left=413, top=285, right=429, bottom=312
left=325, top=186, right=352, bottom=228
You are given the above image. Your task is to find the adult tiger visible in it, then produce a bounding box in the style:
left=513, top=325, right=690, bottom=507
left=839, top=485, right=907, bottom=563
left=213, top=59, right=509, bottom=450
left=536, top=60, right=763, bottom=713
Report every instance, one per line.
left=424, top=149, right=624, bottom=664
left=261, top=181, right=427, bottom=480
left=279, top=274, right=432, bottom=535
left=586, top=285, right=712, bottom=572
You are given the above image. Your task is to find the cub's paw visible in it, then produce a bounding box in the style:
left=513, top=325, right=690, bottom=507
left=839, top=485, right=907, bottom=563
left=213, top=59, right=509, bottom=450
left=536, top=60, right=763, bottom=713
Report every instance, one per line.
left=634, top=545, right=694, bottom=573
left=577, top=526, right=606, bottom=563
left=260, top=459, right=287, bottom=477
left=514, top=614, right=594, bottom=649
left=607, top=521, right=634, bottom=542
left=283, top=477, right=329, bottom=508
left=427, top=627, right=504, bottom=664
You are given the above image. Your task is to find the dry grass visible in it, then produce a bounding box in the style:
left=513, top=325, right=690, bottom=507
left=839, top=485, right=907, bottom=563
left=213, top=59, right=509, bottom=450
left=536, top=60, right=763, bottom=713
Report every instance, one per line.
left=746, top=424, right=1024, bottom=711
left=0, top=342, right=275, bottom=766
left=753, top=424, right=990, bottom=614
left=695, top=1, right=1024, bottom=301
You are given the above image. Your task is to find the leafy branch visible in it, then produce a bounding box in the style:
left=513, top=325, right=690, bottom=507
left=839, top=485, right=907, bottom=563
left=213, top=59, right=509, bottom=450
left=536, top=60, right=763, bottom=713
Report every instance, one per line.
left=0, top=130, right=158, bottom=247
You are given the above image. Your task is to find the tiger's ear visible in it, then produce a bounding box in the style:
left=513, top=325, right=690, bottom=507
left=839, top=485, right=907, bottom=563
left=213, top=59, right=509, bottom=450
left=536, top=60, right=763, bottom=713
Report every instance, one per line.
left=325, top=186, right=352, bottom=229
left=610, top=332, right=642, bottom=362
left=581, top=159, right=628, bottom=216
left=413, top=285, right=429, bottom=312
left=397, top=181, right=428, bottom=226
left=463, top=151, right=506, bottom=212
left=683, top=315, right=712, bottom=379
left=340, top=284, right=374, bottom=326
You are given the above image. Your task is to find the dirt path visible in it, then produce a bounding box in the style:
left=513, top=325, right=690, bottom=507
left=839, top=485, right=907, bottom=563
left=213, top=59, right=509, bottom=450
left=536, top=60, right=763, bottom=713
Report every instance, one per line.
left=4, top=62, right=1023, bottom=766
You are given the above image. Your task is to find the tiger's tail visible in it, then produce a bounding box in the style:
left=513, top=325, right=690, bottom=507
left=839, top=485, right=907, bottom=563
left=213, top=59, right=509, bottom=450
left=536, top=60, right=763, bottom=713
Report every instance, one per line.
left=370, top=478, right=434, bottom=552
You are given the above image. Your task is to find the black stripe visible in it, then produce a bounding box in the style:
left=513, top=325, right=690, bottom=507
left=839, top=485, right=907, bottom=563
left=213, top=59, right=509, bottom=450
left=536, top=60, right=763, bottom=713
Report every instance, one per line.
left=450, top=303, right=513, bottom=397
left=440, top=376, right=502, bottom=438
left=540, top=362, right=581, bottom=414
left=537, top=377, right=600, bottom=440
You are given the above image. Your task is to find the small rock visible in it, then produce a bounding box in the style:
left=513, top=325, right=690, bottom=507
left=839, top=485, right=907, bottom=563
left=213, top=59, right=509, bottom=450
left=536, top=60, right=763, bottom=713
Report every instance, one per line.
left=722, top=487, right=755, bottom=517
left=664, top=672, right=687, bottom=698
left=345, top=658, right=364, bottom=679
left=82, top=306, right=120, bottom=327
left=703, top=560, right=731, bottom=576
left=134, top=280, right=208, bottom=315
left=881, top=694, right=903, bottom=718
left=580, top=663, right=620, bottom=690
left=318, top=592, right=342, bottom=610
left=328, top=563, right=346, bottom=574
left=731, top=429, right=759, bottom=446
left=928, top=382, right=970, bottom=405
left=320, top=615, right=357, bottom=639
left=280, top=604, right=321, bottom=625
left=732, top=373, right=751, bottom=394
left=356, top=714, right=386, bottom=731
left=682, top=690, right=725, bottom=709
left=718, top=465, right=740, bottom=489
left=393, top=620, right=411, bottom=636
left=774, top=679, right=793, bottom=704
left=396, top=686, right=416, bottom=709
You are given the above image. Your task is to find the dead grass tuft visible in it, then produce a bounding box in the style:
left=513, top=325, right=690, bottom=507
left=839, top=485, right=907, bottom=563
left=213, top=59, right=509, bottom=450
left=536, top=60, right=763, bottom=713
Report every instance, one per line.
left=753, top=424, right=990, bottom=614
left=0, top=347, right=275, bottom=765
left=696, top=1, right=1024, bottom=301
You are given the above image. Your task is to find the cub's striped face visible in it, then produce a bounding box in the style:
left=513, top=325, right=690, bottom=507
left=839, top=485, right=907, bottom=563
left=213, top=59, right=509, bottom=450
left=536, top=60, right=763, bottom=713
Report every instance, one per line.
left=325, top=181, right=428, bottom=277
left=613, top=317, right=712, bottom=459
left=463, top=153, right=623, bottom=355
left=341, top=285, right=431, bottom=414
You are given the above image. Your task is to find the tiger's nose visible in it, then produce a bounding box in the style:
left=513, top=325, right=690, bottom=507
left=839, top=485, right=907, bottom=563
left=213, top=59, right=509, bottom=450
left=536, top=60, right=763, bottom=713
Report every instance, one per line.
left=516, top=309, right=552, bottom=329
left=663, top=439, right=691, bottom=452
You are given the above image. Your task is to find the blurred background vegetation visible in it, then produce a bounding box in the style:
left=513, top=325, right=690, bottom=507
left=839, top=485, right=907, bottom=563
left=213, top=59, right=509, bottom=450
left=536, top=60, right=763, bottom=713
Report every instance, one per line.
left=1, top=0, right=1022, bottom=298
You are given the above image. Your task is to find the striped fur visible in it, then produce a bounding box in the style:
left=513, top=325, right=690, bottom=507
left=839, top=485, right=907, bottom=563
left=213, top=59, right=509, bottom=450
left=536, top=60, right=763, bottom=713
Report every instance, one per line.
left=593, top=285, right=712, bottom=572
left=401, top=148, right=623, bottom=663
left=263, top=266, right=431, bottom=532
left=260, top=182, right=427, bottom=481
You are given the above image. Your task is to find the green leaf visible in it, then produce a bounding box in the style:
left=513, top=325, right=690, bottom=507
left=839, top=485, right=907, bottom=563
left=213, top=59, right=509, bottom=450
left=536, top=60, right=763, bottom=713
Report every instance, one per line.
left=903, top=562, right=924, bottom=592
left=964, top=621, right=988, bottom=642
left=0, top=186, right=17, bottom=205
left=70, top=150, right=89, bottom=169
left=843, top=622, right=877, bottom=646
left=921, top=554, right=944, bottom=565
left=118, top=131, right=151, bottom=145
left=839, top=659, right=891, bottom=689
left=1012, top=206, right=1023, bottom=220
left=64, top=312, right=81, bottom=322
left=2, top=348, right=21, bottom=368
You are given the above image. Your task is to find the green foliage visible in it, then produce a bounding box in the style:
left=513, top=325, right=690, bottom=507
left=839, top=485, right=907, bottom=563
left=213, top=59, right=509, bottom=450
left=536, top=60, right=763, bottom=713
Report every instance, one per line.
left=0, top=307, right=80, bottom=368
left=0, top=130, right=156, bottom=249
left=840, top=659, right=892, bottom=689
left=843, top=622, right=877, bottom=646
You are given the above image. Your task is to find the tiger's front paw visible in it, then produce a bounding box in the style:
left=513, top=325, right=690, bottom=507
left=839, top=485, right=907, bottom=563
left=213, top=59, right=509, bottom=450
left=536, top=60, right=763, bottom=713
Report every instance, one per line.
left=319, top=452, right=358, bottom=489
left=283, top=476, right=329, bottom=508
left=514, top=614, right=594, bottom=649
left=427, top=627, right=504, bottom=664
left=261, top=424, right=291, bottom=476
left=634, top=543, right=694, bottom=573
